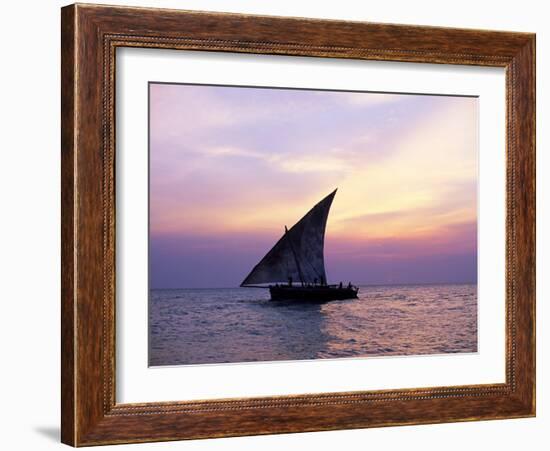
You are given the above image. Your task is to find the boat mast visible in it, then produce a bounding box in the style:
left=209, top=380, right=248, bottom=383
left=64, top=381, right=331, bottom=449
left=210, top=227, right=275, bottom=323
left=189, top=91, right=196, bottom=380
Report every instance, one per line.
left=284, top=226, right=305, bottom=286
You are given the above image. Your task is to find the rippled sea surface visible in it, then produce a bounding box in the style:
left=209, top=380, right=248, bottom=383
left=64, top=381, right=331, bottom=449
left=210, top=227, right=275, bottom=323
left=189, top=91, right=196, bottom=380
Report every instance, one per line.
left=149, top=284, right=477, bottom=366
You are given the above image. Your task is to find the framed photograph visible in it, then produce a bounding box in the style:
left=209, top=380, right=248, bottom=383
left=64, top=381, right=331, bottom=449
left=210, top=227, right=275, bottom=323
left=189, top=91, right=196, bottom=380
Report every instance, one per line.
left=61, top=3, right=535, bottom=446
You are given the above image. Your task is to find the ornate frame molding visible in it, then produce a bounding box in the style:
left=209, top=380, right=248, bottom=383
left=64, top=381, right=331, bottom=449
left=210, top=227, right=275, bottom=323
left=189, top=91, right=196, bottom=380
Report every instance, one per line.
left=61, top=4, right=535, bottom=446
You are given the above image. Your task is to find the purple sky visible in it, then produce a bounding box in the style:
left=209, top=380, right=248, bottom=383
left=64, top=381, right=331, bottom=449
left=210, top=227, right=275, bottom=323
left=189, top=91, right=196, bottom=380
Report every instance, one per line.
left=149, top=83, right=478, bottom=288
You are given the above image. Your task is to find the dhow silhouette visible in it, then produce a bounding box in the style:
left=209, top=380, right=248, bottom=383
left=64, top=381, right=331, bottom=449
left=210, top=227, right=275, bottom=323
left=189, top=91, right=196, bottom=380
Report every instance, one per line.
left=241, top=189, right=359, bottom=301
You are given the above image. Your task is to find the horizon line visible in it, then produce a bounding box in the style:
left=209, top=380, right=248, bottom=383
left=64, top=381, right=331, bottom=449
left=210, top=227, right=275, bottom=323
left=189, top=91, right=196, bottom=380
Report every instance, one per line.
left=151, top=281, right=477, bottom=290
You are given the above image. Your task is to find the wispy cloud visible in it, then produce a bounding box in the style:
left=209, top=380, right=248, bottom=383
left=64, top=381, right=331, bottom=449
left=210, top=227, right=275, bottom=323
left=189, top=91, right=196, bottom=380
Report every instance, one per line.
left=202, top=145, right=358, bottom=173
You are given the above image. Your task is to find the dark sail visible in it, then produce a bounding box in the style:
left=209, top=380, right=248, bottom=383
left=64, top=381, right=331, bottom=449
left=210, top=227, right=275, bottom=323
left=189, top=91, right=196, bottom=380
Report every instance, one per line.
left=241, top=189, right=337, bottom=286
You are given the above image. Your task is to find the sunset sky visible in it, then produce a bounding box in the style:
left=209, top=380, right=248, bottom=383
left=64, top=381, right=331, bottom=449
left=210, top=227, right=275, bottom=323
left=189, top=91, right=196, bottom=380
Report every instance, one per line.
left=149, top=83, right=478, bottom=288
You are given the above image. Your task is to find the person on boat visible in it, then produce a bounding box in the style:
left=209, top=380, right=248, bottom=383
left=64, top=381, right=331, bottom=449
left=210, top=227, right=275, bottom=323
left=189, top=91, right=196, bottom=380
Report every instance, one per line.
left=348, top=282, right=352, bottom=289
left=288, top=277, right=293, bottom=287
left=339, top=281, right=343, bottom=289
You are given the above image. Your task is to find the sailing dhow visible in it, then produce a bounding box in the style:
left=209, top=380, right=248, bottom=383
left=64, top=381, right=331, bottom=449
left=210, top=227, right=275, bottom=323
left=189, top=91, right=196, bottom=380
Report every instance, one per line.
left=241, top=189, right=359, bottom=301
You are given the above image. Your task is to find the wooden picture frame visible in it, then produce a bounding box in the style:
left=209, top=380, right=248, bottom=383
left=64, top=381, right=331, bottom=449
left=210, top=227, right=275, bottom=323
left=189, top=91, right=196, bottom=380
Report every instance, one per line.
left=61, top=3, right=535, bottom=446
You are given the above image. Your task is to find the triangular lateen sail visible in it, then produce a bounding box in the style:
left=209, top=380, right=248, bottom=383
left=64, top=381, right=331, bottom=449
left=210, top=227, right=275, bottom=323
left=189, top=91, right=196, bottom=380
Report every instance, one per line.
left=241, top=189, right=337, bottom=286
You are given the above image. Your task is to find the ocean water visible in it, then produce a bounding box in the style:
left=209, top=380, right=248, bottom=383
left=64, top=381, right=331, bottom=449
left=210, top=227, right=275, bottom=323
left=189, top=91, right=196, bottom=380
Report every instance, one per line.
left=149, top=284, right=477, bottom=366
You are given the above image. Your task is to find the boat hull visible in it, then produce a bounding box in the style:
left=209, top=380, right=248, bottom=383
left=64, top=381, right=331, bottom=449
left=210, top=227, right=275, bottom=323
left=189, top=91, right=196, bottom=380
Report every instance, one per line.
left=269, top=285, right=358, bottom=302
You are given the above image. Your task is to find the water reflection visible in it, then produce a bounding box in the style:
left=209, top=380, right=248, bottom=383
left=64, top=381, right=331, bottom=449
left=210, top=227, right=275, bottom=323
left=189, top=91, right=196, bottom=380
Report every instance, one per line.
left=258, top=299, right=330, bottom=361
left=319, top=285, right=477, bottom=358
left=149, top=284, right=477, bottom=366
